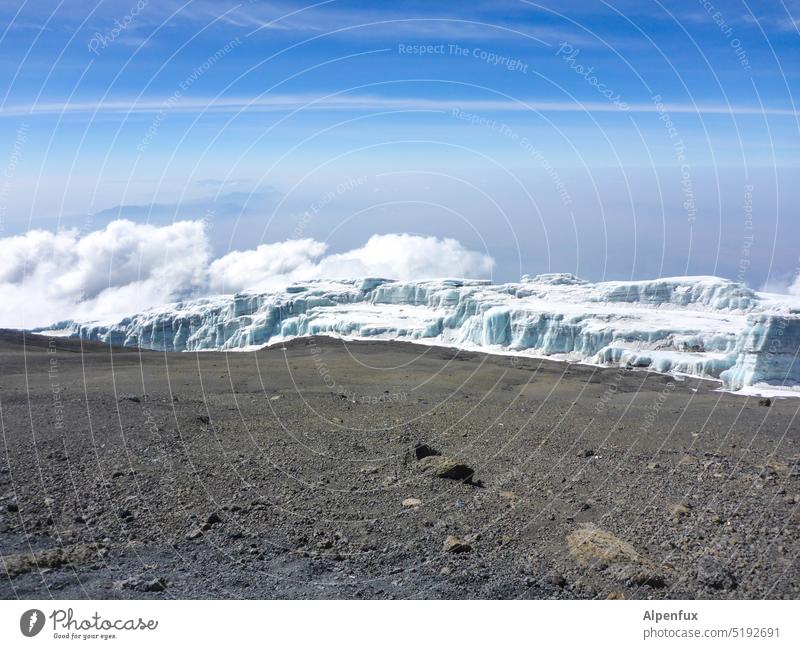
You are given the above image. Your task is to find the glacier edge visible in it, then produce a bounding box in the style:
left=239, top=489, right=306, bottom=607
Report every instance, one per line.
left=34, top=274, right=800, bottom=395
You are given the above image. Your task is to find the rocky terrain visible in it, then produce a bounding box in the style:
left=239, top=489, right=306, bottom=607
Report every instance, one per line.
left=0, top=330, right=798, bottom=599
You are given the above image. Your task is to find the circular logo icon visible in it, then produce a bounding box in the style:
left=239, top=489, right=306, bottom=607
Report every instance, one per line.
left=20, top=609, right=45, bottom=637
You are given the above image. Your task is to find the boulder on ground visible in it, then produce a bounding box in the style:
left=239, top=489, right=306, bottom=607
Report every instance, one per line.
left=417, top=456, right=474, bottom=481
left=566, top=524, right=667, bottom=588
left=696, top=556, right=737, bottom=590
left=443, top=535, right=472, bottom=553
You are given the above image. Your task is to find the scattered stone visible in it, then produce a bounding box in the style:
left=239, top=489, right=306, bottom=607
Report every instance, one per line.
left=142, top=578, right=166, bottom=592
left=669, top=503, right=691, bottom=520
left=758, top=398, right=772, bottom=407
left=205, top=511, right=223, bottom=526
left=758, top=459, right=790, bottom=478
left=402, top=498, right=422, bottom=508
left=417, top=456, right=475, bottom=481
left=116, top=576, right=167, bottom=592
left=413, top=443, right=439, bottom=460
left=547, top=572, right=567, bottom=587
left=196, top=415, right=210, bottom=424
left=499, top=491, right=519, bottom=502
left=2, top=543, right=100, bottom=578
left=118, top=394, right=141, bottom=403
left=443, top=535, right=472, bottom=553
left=567, top=524, right=641, bottom=566
left=577, top=448, right=595, bottom=458
left=606, top=591, right=626, bottom=600
left=270, top=395, right=282, bottom=401
left=608, top=563, right=668, bottom=588
left=6, top=502, right=18, bottom=513
left=696, top=556, right=737, bottom=590
left=185, top=528, right=202, bottom=540
left=647, top=462, right=661, bottom=470
left=566, top=524, right=667, bottom=588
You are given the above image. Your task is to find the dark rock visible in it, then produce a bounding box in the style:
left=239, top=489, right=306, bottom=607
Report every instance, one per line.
left=200, top=512, right=223, bottom=531
left=117, top=577, right=167, bottom=592
left=6, top=502, right=19, bottom=513
left=413, top=443, right=439, bottom=460
left=577, top=448, right=595, bottom=458
left=197, top=415, right=210, bottom=424
left=186, top=528, right=203, bottom=540
left=443, top=535, right=472, bottom=553
left=141, top=578, right=167, bottom=592
left=758, top=398, right=772, bottom=407
left=697, top=556, right=737, bottom=590
left=119, top=394, right=141, bottom=403
left=610, top=563, right=668, bottom=588
left=417, top=456, right=475, bottom=481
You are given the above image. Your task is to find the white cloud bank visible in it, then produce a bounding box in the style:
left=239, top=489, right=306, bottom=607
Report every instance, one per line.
left=0, top=220, right=494, bottom=328
left=760, top=273, right=800, bottom=297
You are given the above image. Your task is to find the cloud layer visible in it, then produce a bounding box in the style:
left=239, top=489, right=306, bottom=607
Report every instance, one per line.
left=0, top=220, right=494, bottom=328
left=790, top=274, right=800, bottom=296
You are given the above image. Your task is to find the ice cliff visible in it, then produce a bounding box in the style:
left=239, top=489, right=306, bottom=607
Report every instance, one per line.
left=37, top=274, right=800, bottom=395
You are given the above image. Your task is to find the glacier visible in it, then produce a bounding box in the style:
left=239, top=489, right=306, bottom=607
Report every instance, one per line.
left=36, top=274, right=800, bottom=396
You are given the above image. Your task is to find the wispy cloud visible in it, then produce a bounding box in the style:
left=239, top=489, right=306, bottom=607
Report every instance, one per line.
left=0, top=0, right=582, bottom=44
left=2, top=93, right=797, bottom=117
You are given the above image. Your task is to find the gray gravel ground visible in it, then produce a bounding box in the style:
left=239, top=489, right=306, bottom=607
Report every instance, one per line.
left=0, top=330, right=798, bottom=599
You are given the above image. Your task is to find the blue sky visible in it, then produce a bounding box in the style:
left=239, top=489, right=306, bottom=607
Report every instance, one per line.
left=0, top=0, right=798, bottom=288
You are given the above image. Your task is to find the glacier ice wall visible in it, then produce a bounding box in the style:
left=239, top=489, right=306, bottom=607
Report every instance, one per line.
left=37, top=274, right=800, bottom=393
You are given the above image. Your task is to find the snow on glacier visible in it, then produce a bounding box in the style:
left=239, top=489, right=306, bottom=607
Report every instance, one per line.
left=37, top=274, right=800, bottom=395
